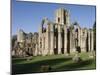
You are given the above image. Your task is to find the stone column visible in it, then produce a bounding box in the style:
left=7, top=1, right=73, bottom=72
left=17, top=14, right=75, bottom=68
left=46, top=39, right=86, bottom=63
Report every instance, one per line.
left=45, top=24, right=50, bottom=55
left=50, top=23, right=54, bottom=55
left=88, top=30, right=91, bottom=52
left=64, top=25, right=67, bottom=54
left=36, top=45, right=38, bottom=56
left=80, top=29, right=82, bottom=51
left=80, top=29, right=84, bottom=52
left=78, top=28, right=81, bottom=47
left=84, top=29, right=88, bottom=52
left=70, top=30, right=72, bottom=53
left=91, top=30, right=94, bottom=51
left=58, top=25, right=62, bottom=54
left=67, top=12, right=70, bottom=26
left=39, top=23, right=43, bottom=55
left=42, top=36, right=44, bottom=55
left=38, top=36, right=41, bottom=55
left=72, top=31, right=76, bottom=52
left=34, top=45, right=38, bottom=56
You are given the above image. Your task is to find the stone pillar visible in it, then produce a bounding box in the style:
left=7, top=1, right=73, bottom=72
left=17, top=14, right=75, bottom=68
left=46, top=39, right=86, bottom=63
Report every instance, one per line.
left=72, top=30, right=76, bottom=52
left=78, top=28, right=84, bottom=52
left=34, top=45, right=38, bottom=56
left=50, top=23, right=54, bottom=55
left=70, top=30, right=72, bottom=53
left=36, top=45, right=38, bottom=56
left=39, top=23, right=43, bottom=55
left=88, top=30, right=91, bottom=52
left=67, top=12, right=70, bottom=27
left=38, top=36, right=40, bottom=52
left=78, top=28, right=81, bottom=47
left=45, top=24, right=50, bottom=55
left=84, top=29, right=88, bottom=52
left=58, top=25, right=62, bottom=54
left=42, top=36, right=44, bottom=55
left=91, top=30, right=94, bottom=51
left=80, top=29, right=82, bottom=51
left=80, top=29, right=85, bottom=52
left=64, top=25, right=67, bottom=54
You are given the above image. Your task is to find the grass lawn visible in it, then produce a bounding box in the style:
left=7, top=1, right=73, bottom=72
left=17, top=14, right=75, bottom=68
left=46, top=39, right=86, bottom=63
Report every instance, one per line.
left=12, top=52, right=96, bottom=74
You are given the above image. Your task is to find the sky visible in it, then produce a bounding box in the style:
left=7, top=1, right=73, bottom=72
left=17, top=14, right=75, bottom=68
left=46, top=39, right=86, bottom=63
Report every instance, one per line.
left=12, top=0, right=96, bottom=35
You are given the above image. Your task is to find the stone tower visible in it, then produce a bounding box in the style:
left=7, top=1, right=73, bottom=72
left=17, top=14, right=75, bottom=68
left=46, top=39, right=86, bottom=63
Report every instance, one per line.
left=12, top=8, right=95, bottom=57
left=17, top=29, right=25, bottom=43
left=55, top=8, right=70, bottom=26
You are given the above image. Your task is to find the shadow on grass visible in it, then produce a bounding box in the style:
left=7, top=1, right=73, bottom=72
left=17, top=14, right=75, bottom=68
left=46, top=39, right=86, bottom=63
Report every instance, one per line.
left=12, top=58, right=26, bottom=64
left=12, top=57, right=71, bottom=74
left=55, top=59, right=96, bottom=71
left=12, top=57, right=96, bottom=74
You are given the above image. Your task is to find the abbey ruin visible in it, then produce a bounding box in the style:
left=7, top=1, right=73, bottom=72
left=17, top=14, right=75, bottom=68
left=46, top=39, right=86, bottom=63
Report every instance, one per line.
left=12, top=8, right=95, bottom=57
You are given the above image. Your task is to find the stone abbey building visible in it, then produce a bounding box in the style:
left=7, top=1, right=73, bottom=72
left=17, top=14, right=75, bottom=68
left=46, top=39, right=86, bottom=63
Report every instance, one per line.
left=12, top=8, right=95, bottom=57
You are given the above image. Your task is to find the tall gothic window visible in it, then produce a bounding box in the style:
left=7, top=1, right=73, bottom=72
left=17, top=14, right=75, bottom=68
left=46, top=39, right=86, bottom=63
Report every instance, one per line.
left=40, top=42, right=42, bottom=48
left=58, top=17, right=60, bottom=23
left=75, top=28, right=78, bottom=32
left=83, top=31, right=85, bottom=36
left=64, top=10, right=66, bottom=24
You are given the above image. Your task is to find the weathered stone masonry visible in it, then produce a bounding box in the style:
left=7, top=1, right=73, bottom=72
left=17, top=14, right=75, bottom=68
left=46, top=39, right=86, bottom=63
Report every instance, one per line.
left=38, top=8, right=95, bottom=56
left=12, top=8, right=95, bottom=57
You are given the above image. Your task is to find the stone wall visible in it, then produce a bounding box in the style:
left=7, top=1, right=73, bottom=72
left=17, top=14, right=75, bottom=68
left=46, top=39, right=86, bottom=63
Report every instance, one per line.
left=12, top=8, right=95, bottom=57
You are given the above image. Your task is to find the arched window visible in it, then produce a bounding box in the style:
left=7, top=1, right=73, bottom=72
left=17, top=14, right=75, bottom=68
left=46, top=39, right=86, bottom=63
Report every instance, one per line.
left=75, top=28, right=78, bottom=32
left=67, top=28, right=70, bottom=32
left=58, top=17, right=60, bottom=23
left=40, top=42, right=42, bottom=48
left=83, top=31, right=85, bottom=36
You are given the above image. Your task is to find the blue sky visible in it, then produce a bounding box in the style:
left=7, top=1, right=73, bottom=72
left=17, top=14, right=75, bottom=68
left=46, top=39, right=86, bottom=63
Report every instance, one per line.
left=12, top=0, right=96, bottom=35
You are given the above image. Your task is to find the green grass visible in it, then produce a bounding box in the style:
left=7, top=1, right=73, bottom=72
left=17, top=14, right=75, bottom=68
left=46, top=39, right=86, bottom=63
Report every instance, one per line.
left=12, top=52, right=96, bottom=74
